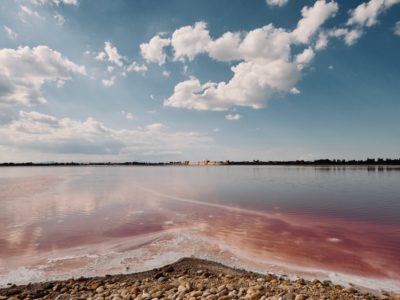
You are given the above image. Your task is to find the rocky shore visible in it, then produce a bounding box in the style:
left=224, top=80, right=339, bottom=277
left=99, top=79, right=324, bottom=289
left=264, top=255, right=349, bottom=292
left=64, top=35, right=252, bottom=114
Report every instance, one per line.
left=0, top=258, right=397, bottom=300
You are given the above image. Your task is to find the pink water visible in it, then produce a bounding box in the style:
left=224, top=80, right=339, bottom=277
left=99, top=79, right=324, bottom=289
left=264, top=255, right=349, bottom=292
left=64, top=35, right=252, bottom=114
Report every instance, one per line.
left=0, top=166, right=399, bottom=292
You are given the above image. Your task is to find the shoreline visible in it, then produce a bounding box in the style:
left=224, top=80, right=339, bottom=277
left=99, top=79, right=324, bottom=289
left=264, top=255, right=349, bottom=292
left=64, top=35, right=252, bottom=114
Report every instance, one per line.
left=1, top=258, right=397, bottom=300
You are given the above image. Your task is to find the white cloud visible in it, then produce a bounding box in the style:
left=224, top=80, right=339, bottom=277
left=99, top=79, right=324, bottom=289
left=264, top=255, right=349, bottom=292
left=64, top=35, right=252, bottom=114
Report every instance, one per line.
left=165, top=25, right=298, bottom=111
left=163, top=1, right=339, bottom=111
left=101, top=76, right=116, bottom=87
left=107, top=66, right=114, bottom=73
left=295, top=47, right=315, bottom=69
left=0, top=111, right=211, bottom=158
left=146, top=123, right=167, bottom=131
left=19, top=5, right=42, bottom=22
left=166, top=59, right=298, bottom=111
left=347, top=0, right=400, bottom=27
left=140, top=35, right=171, bottom=65
left=54, top=12, right=65, bottom=26
left=30, top=0, right=79, bottom=5
left=104, top=42, right=124, bottom=67
left=291, top=0, right=338, bottom=44
left=126, top=62, right=147, bottom=73
left=3, top=26, right=18, bottom=40
left=266, top=0, right=288, bottom=7
left=162, top=70, right=171, bottom=77
left=315, top=32, right=328, bottom=50
left=171, top=21, right=211, bottom=61
left=225, top=114, right=242, bottom=121
left=97, top=41, right=124, bottom=67
left=237, top=25, right=291, bottom=62
left=328, top=65, right=334, bottom=70
left=0, top=45, right=85, bottom=106
left=207, top=32, right=242, bottom=61
left=394, top=21, right=400, bottom=35
left=148, top=0, right=397, bottom=112
left=121, top=111, right=135, bottom=120
left=213, top=128, right=220, bottom=132
left=344, top=28, right=363, bottom=45
left=330, top=28, right=363, bottom=45
left=95, top=51, right=106, bottom=61
left=290, top=87, right=300, bottom=94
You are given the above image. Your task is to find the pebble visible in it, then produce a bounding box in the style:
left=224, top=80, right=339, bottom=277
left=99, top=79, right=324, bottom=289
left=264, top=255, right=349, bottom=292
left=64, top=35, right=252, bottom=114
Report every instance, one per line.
left=0, top=261, right=394, bottom=300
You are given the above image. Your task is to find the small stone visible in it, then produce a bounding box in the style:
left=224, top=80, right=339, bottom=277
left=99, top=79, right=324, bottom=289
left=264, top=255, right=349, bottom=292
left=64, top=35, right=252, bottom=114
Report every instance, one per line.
left=55, top=294, right=70, bottom=300
left=295, top=294, right=307, bottom=300
left=190, top=291, right=202, bottom=297
left=178, top=284, right=187, bottom=292
left=295, top=278, right=306, bottom=285
left=96, top=286, right=104, bottom=293
left=282, top=293, right=296, bottom=300
left=343, top=287, right=357, bottom=294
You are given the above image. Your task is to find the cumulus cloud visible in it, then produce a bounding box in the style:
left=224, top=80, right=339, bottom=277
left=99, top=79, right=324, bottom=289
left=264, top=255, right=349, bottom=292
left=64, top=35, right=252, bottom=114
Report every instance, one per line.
left=295, top=47, right=315, bottom=69
left=347, top=0, right=400, bottom=27
left=266, top=0, right=288, bottom=7
left=330, top=28, right=363, bottom=45
left=96, top=41, right=124, bottom=67
left=0, top=45, right=85, bottom=105
left=315, top=32, right=328, bottom=50
left=165, top=59, right=299, bottom=111
left=3, top=26, right=18, bottom=40
left=171, top=21, right=211, bottom=61
left=207, top=32, right=242, bottom=61
left=140, top=35, right=171, bottom=65
left=291, top=0, right=338, bottom=44
left=163, top=1, right=337, bottom=111
left=225, top=114, right=242, bottom=121
left=0, top=111, right=211, bottom=157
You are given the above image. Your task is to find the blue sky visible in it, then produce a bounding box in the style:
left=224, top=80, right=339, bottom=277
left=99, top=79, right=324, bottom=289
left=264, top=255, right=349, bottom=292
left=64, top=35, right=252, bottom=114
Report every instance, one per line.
left=0, top=0, right=399, bottom=162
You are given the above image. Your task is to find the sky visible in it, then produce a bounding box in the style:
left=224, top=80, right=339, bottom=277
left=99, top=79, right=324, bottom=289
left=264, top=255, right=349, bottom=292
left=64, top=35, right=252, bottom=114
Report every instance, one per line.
left=0, top=0, right=399, bottom=162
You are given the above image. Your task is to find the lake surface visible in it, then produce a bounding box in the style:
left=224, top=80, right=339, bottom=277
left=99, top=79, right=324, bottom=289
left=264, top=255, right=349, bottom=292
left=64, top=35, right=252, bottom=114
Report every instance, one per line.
left=0, top=166, right=399, bottom=291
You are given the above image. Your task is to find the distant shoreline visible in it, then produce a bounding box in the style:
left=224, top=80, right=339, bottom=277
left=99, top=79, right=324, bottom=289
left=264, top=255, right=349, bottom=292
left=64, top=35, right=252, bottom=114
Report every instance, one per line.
left=0, top=159, right=399, bottom=167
